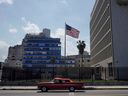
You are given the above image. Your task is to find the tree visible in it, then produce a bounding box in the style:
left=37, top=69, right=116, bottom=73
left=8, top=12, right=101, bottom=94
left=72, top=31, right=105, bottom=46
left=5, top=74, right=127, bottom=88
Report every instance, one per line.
left=77, top=40, right=86, bottom=55
left=77, top=40, right=86, bottom=80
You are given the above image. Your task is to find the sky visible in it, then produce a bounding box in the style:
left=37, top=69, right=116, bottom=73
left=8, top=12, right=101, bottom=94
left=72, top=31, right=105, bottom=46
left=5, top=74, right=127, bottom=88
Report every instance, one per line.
left=0, top=0, right=95, bottom=62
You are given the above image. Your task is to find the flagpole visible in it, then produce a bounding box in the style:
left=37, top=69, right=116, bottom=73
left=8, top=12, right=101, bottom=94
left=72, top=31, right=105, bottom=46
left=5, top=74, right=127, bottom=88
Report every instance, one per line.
left=64, top=22, right=67, bottom=77
left=64, top=23, right=66, bottom=59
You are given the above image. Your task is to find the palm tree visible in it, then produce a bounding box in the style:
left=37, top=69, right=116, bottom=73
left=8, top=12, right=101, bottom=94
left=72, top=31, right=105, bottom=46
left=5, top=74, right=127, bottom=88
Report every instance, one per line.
left=77, top=40, right=86, bottom=80
left=77, top=40, right=86, bottom=55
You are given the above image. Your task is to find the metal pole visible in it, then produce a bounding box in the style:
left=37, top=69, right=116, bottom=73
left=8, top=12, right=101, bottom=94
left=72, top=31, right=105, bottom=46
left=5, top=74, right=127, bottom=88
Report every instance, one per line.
left=64, top=23, right=66, bottom=60
left=64, top=23, right=67, bottom=77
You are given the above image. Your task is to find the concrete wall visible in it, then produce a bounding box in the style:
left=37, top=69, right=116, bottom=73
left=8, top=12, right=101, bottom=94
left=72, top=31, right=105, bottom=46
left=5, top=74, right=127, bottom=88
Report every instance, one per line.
left=111, top=0, right=128, bottom=79
left=91, top=57, right=114, bottom=80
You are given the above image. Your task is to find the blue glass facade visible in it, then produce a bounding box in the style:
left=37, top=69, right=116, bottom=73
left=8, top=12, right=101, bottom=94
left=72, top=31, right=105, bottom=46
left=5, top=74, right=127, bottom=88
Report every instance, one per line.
left=22, top=33, right=61, bottom=69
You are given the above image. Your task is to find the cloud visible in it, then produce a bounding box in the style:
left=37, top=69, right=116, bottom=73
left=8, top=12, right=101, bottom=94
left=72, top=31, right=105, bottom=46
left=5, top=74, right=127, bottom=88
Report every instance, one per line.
left=22, top=22, right=41, bottom=34
left=9, top=28, right=18, bottom=33
left=0, top=0, right=14, bottom=5
left=51, top=28, right=64, bottom=40
left=16, top=40, right=22, bottom=45
left=0, top=41, right=10, bottom=62
left=22, top=17, right=41, bottom=34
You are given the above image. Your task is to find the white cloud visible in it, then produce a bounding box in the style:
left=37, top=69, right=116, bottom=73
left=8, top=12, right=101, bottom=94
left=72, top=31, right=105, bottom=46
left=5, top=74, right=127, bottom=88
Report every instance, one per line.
left=22, top=22, right=41, bottom=34
left=9, top=28, right=18, bottom=33
left=51, top=28, right=65, bottom=39
left=22, top=17, right=41, bottom=34
left=16, top=40, right=22, bottom=45
left=0, top=0, right=14, bottom=5
left=0, top=41, right=10, bottom=62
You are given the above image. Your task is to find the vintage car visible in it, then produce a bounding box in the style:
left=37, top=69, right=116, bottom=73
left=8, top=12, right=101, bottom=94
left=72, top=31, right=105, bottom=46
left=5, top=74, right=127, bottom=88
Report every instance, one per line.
left=37, top=77, right=84, bottom=92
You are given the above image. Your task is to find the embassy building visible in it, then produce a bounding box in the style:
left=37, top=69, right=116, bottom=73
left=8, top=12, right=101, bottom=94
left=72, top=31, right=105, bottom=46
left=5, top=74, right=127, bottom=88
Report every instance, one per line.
left=90, top=0, right=128, bottom=80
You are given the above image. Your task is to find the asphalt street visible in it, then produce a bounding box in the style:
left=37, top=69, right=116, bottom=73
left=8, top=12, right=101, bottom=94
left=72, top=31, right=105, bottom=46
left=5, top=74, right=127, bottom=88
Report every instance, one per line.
left=0, top=90, right=128, bottom=96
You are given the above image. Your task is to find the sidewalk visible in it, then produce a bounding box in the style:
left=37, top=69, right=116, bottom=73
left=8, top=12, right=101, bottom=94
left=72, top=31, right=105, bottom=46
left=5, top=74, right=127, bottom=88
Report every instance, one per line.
left=0, top=86, right=37, bottom=90
left=0, top=86, right=128, bottom=90
left=84, top=86, right=128, bottom=90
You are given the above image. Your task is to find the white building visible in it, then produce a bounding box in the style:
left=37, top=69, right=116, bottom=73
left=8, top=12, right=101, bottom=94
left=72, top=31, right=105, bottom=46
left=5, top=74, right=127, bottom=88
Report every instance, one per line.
left=90, top=0, right=128, bottom=80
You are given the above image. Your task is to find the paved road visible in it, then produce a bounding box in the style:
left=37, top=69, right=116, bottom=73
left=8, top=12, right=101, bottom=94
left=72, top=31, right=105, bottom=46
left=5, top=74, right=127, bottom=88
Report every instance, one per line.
left=0, top=90, right=128, bottom=96
left=1, top=86, right=128, bottom=90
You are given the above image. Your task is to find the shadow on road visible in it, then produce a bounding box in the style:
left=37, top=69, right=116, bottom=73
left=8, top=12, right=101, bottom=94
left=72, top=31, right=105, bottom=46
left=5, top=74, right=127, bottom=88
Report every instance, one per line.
left=37, top=90, right=85, bottom=93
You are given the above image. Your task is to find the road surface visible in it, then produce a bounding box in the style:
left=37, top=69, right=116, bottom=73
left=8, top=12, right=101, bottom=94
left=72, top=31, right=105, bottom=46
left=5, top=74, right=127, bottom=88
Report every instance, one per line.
left=0, top=90, right=128, bottom=96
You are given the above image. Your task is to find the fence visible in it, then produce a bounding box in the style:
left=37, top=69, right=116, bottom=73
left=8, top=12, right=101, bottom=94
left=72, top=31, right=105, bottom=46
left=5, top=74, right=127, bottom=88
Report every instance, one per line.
left=1, top=66, right=128, bottom=82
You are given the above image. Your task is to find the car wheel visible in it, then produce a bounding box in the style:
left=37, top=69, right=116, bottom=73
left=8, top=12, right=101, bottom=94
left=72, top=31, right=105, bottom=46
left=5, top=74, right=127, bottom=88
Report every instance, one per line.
left=41, top=86, right=48, bottom=92
left=69, top=87, right=75, bottom=92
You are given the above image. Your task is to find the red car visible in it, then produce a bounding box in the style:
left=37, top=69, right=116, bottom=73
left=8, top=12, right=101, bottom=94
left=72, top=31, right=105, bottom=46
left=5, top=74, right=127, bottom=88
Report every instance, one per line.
left=37, top=77, right=84, bottom=92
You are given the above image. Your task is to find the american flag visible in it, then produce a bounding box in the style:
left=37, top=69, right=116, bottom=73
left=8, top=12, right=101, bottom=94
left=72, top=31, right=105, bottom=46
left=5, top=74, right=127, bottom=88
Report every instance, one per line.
left=65, top=24, right=80, bottom=38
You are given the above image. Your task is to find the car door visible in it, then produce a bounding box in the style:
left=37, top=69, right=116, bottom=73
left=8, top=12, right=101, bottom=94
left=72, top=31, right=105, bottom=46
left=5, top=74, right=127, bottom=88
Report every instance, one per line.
left=52, top=79, right=64, bottom=89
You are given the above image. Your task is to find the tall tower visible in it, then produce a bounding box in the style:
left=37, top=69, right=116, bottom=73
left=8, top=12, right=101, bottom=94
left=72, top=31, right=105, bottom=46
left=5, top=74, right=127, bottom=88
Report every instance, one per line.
left=90, top=0, right=128, bottom=80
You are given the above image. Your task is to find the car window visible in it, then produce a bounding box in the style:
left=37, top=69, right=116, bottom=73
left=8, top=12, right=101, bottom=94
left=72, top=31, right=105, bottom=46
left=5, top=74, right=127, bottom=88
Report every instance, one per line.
left=54, top=79, right=62, bottom=83
left=62, top=80, right=70, bottom=83
left=65, top=80, right=70, bottom=82
left=62, top=80, right=66, bottom=83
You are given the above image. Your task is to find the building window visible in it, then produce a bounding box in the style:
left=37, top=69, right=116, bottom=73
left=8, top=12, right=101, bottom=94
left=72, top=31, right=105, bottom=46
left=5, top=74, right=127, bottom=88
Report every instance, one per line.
left=0, top=64, right=1, bottom=69
left=87, top=60, right=90, bottom=62
left=96, top=67, right=100, bottom=74
left=108, top=63, right=113, bottom=76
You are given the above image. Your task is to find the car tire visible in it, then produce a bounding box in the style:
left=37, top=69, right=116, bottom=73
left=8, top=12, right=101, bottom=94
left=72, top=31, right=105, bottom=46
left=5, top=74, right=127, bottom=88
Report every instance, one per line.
left=41, top=86, right=48, bottom=92
left=69, top=87, right=75, bottom=92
